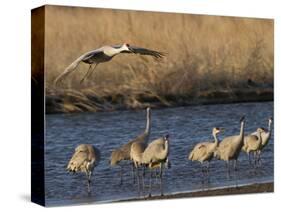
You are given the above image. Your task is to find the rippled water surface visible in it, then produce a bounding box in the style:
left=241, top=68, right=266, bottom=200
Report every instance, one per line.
left=45, top=102, right=274, bottom=206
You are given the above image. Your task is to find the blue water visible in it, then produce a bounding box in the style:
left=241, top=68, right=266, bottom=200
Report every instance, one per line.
left=45, top=102, right=274, bottom=206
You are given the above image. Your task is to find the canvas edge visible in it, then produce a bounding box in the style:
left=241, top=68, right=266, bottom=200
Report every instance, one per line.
left=31, top=5, right=46, bottom=207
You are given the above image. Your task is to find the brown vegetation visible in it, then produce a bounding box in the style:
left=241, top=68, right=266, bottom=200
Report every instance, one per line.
left=41, top=5, right=273, bottom=113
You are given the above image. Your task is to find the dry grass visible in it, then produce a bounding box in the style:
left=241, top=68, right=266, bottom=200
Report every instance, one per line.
left=41, top=5, right=273, bottom=113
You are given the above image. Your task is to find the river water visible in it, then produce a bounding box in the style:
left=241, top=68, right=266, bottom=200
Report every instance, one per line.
left=45, top=102, right=273, bottom=206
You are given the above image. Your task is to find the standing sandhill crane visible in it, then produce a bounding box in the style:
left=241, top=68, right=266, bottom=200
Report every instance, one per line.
left=188, top=127, right=222, bottom=173
left=54, top=43, right=165, bottom=85
left=130, top=108, right=152, bottom=186
left=67, top=144, right=100, bottom=193
left=251, top=117, right=273, bottom=163
left=141, top=135, right=170, bottom=197
left=214, top=116, right=245, bottom=172
left=110, top=143, right=134, bottom=185
left=110, top=107, right=151, bottom=184
left=242, top=128, right=265, bottom=165
left=130, top=141, right=146, bottom=193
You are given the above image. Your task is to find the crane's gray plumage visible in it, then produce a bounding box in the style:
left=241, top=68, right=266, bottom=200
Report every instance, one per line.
left=214, top=116, right=245, bottom=172
left=54, top=43, right=165, bottom=85
left=188, top=127, right=222, bottom=173
left=142, top=135, right=170, bottom=167
left=242, top=128, right=264, bottom=165
left=110, top=107, right=151, bottom=184
left=67, top=144, right=100, bottom=193
left=140, top=135, right=170, bottom=196
left=249, top=117, right=273, bottom=163
left=129, top=108, right=151, bottom=193
left=251, top=117, right=273, bottom=151
left=130, top=108, right=151, bottom=167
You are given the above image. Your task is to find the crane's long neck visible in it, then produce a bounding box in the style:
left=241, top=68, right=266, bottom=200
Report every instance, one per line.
left=263, top=120, right=272, bottom=146
left=144, top=110, right=151, bottom=137
left=162, top=139, right=169, bottom=159
left=268, top=120, right=272, bottom=136
left=105, top=46, right=123, bottom=57
left=239, top=121, right=245, bottom=139
left=213, top=132, right=219, bottom=147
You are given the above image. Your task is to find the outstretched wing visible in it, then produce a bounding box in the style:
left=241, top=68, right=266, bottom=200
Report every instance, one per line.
left=53, top=49, right=103, bottom=86
left=113, top=44, right=166, bottom=59
left=129, top=46, right=166, bottom=58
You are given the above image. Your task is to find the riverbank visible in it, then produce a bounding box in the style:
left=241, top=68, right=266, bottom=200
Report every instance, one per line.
left=121, top=182, right=273, bottom=202
left=46, top=87, right=273, bottom=114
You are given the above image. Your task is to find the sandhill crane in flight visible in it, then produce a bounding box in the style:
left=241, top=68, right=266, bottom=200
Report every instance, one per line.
left=188, top=127, right=223, bottom=174
left=110, top=107, right=151, bottom=185
left=67, top=144, right=100, bottom=193
left=214, top=116, right=245, bottom=173
left=54, top=43, right=165, bottom=85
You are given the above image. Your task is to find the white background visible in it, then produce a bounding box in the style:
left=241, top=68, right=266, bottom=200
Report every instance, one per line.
left=0, top=0, right=280, bottom=211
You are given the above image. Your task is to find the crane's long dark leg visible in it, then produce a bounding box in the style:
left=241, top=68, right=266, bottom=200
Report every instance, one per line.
left=142, top=165, right=146, bottom=178
left=248, top=152, right=252, bottom=165
left=80, top=63, right=99, bottom=84
left=142, top=165, right=146, bottom=191
left=86, top=171, right=92, bottom=194
left=132, top=162, right=136, bottom=184
left=201, top=163, right=205, bottom=183
left=206, top=161, right=210, bottom=183
left=149, top=168, right=152, bottom=197
left=136, top=165, right=141, bottom=196
left=88, top=63, right=98, bottom=79
left=254, top=152, right=260, bottom=168
left=257, top=151, right=262, bottom=166
left=234, top=159, right=238, bottom=171
left=226, top=161, right=230, bottom=179
left=80, top=64, right=92, bottom=84
left=119, top=165, right=123, bottom=185
left=160, top=163, right=164, bottom=196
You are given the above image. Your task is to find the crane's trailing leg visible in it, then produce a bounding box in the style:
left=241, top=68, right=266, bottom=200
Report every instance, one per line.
left=80, top=64, right=92, bottom=84
left=88, top=63, right=98, bottom=79
left=80, top=63, right=99, bottom=84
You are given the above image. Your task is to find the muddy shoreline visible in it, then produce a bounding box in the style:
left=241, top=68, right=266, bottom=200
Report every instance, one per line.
left=119, top=182, right=273, bottom=202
